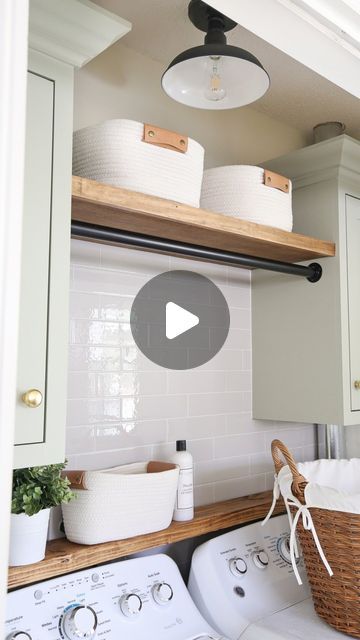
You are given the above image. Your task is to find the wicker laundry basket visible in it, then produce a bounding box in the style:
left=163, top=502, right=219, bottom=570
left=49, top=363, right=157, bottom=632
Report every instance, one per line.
left=271, top=439, right=360, bottom=638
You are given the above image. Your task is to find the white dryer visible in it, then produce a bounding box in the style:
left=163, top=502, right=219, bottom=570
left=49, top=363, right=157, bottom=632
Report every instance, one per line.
left=188, top=513, right=346, bottom=639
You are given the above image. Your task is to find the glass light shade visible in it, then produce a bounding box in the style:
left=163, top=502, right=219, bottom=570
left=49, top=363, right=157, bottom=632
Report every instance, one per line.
left=162, top=44, right=270, bottom=110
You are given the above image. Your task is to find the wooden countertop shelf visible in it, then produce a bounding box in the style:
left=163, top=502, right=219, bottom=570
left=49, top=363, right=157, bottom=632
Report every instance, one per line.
left=72, top=176, right=335, bottom=265
left=8, top=490, right=284, bottom=590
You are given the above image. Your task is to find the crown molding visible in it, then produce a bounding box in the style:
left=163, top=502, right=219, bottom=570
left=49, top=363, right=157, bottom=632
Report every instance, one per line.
left=29, top=0, right=131, bottom=68
left=262, top=135, right=360, bottom=188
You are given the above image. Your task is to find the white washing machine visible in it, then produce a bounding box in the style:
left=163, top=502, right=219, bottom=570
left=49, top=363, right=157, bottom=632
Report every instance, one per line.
left=6, top=553, right=229, bottom=640
left=188, top=514, right=346, bottom=639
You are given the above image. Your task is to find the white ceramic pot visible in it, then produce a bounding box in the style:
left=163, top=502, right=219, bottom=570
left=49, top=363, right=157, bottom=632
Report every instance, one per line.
left=9, top=508, right=50, bottom=566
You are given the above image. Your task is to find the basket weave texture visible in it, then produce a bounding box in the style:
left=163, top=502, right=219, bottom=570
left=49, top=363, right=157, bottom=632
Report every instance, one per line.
left=272, top=439, right=360, bottom=638
left=201, top=165, right=293, bottom=231
left=73, top=119, right=204, bottom=207
left=62, top=462, right=179, bottom=545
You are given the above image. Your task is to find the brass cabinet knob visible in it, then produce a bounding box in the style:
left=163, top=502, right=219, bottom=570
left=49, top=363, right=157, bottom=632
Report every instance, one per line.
left=22, top=388, right=43, bottom=408
left=354, top=381, right=360, bottom=390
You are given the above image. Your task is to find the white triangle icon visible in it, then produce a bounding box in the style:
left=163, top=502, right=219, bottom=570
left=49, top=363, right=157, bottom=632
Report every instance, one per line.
left=166, top=302, right=199, bottom=340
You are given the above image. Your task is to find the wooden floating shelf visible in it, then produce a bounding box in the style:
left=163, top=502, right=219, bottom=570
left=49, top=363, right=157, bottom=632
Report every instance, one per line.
left=8, top=491, right=284, bottom=590
left=72, top=176, right=335, bottom=265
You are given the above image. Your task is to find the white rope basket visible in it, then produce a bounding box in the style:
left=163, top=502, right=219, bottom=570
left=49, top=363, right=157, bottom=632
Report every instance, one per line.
left=73, top=119, right=204, bottom=207
left=62, top=461, right=179, bottom=545
left=201, top=165, right=293, bottom=231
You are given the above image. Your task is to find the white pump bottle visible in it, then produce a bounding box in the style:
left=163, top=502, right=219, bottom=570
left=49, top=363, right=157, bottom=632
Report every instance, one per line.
left=171, top=440, right=194, bottom=521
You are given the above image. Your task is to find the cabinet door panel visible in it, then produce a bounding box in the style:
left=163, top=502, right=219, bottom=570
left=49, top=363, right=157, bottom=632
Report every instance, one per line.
left=346, top=195, right=360, bottom=411
left=14, top=50, right=72, bottom=468
left=15, top=71, right=54, bottom=445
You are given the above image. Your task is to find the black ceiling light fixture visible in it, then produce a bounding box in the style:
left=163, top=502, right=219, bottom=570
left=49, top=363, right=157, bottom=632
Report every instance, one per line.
left=162, top=0, right=270, bottom=110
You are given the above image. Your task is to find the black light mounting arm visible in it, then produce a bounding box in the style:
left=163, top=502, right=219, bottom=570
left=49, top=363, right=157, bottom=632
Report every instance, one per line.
left=71, top=222, right=323, bottom=283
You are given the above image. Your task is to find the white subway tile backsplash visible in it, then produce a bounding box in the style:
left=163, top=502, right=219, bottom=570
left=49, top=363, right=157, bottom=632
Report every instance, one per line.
left=195, top=456, right=249, bottom=484
left=69, top=291, right=101, bottom=320
left=243, top=350, right=252, bottom=370
left=226, top=371, right=252, bottom=393
left=194, top=484, right=215, bottom=507
left=227, top=266, right=251, bottom=287
left=66, top=426, right=96, bottom=455
left=230, top=308, right=251, bottom=330
left=223, top=328, right=251, bottom=350
left=94, top=419, right=167, bottom=450
left=220, top=284, right=251, bottom=309
left=249, top=451, right=273, bottom=475
left=122, top=394, right=188, bottom=421
left=67, top=398, right=121, bottom=426
left=101, top=245, right=170, bottom=275
left=264, top=424, right=315, bottom=449
left=67, top=371, right=167, bottom=398
left=214, top=432, right=265, bottom=458
left=66, top=240, right=316, bottom=505
left=213, top=474, right=266, bottom=501
left=189, top=392, right=247, bottom=417
left=167, top=370, right=227, bottom=395
left=168, top=415, right=226, bottom=441
left=66, top=446, right=153, bottom=470
left=71, top=239, right=101, bottom=266
left=69, top=319, right=133, bottom=347
left=152, top=438, right=213, bottom=463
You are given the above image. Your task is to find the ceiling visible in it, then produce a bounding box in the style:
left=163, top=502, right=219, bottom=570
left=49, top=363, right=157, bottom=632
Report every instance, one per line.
left=93, top=0, right=360, bottom=141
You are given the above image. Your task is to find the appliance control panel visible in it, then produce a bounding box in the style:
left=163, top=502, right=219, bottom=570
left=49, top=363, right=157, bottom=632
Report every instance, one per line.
left=6, top=554, right=227, bottom=640
left=188, top=514, right=310, bottom=640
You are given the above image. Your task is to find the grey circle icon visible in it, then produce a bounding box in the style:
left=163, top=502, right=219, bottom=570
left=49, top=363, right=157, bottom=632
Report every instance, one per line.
left=130, top=270, right=230, bottom=370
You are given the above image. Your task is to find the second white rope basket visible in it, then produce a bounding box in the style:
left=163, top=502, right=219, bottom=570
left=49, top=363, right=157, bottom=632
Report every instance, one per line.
left=201, top=165, right=293, bottom=231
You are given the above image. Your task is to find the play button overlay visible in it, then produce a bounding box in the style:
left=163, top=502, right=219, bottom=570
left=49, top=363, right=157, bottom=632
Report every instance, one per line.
left=130, top=270, right=230, bottom=370
left=166, top=302, right=199, bottom=340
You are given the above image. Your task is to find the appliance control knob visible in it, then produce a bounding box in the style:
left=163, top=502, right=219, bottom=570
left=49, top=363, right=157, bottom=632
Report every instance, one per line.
left=152, top=582, right=173, bottom=605
left=229, top=557, right=247, bottom=577
left=6, top=633, right=32, bottom=640
left=119, top=593, right=142, bottom=617
left=61, top=605, right=97, bottom=639
left=252, top=550, right=269, bottom=569
left=278, top=535, right=292, bottom=564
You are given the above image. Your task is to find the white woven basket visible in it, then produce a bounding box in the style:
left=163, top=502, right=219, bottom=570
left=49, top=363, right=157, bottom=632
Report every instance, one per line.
left=73, top=119, right=204, bottom=207
left=61, top=461, right=179, bottom=545
left=201, top=165, right=293, bottom=231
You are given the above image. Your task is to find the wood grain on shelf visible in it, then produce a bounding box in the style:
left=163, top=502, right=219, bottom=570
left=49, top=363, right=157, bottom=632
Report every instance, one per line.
left=8, top=491, right=284, bottom=590
left=71, top=176, right=335, bottom=264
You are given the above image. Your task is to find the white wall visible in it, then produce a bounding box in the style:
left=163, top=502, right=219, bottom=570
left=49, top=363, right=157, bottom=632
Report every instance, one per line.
left=73, top=42, right=307, bottom=169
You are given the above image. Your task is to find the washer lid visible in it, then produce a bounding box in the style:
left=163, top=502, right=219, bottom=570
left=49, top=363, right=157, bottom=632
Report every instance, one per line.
left=241, top=598, right=346, bottom=639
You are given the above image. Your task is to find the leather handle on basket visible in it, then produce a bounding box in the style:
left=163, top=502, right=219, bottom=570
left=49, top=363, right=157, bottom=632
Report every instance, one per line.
left=143, top=124, right=188, bottom=153
left=147, top=461, right=178, bottom=473
left=264, top=170, right=290, bottom=193
left=63, top=470, right=86, bottom=490
left=271, top=439, right=307, bottom=499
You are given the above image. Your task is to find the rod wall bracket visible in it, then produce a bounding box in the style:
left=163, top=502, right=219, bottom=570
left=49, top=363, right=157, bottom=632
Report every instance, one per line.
left=307, top=263, right=322, bottom=283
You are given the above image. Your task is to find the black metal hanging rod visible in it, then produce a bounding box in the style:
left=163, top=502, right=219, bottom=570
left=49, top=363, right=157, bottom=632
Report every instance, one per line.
left=71, top=221, right=323, bottom=283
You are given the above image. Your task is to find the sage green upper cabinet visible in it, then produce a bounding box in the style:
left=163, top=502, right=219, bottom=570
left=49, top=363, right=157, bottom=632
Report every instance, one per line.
left=346, top=195, right=360, bottom=413
left=14, top=0, right=131, bottom=468
left=252, top=135, right=360, bottom=426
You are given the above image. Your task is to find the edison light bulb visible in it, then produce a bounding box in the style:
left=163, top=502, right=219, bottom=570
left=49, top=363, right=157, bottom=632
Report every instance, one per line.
left=204, top=56, right=226, bottom=102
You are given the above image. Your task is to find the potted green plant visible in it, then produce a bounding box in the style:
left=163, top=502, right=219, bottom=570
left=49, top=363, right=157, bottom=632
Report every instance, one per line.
left=10, top=462, right=74, bottom=566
